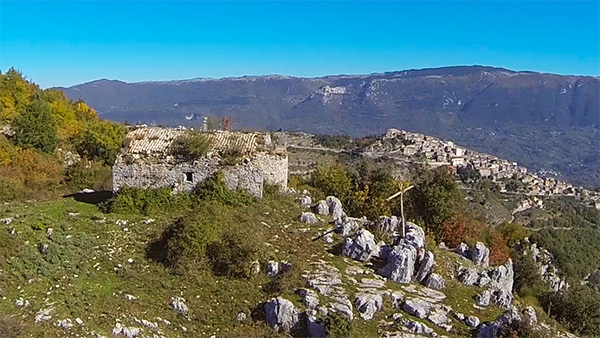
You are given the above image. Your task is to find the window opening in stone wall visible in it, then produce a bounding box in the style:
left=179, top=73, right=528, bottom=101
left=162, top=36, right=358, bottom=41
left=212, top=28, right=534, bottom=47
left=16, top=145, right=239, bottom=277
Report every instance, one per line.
left=185, top=172, right=193, bottom=182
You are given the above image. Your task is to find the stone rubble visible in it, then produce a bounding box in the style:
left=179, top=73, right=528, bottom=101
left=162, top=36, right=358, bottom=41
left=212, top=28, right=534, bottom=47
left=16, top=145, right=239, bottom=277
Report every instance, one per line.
left=170, top=296, right=189, bottom=316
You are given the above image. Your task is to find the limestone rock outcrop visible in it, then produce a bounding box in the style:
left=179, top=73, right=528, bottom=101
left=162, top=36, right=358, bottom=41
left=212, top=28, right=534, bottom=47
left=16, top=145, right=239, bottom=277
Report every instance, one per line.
left=265, top=297, right=299, bottom=332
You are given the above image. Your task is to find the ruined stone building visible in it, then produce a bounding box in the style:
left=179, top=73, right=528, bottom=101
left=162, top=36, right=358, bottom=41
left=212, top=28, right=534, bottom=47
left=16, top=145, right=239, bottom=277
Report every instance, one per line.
left=113, top=127, right=288, bottom=198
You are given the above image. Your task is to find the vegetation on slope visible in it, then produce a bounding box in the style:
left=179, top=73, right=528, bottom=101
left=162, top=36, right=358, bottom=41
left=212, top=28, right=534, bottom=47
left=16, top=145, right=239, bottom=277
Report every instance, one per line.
left=0, top=69, right=126, bottom=201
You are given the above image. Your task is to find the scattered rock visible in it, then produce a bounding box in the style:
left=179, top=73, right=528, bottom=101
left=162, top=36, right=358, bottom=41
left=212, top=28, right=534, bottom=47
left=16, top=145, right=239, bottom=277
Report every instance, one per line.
left=403, top=319, right=434, bottom=335
left=170, top=296, right=189, bottom=315
left=314, top=200, right=329, bottom=215
left=402, top=298, right=433, bottom=319
left=334, top=217, right=360, bottom=237
left=35, top=306, right=54, bottom=323
left=251, top=259, right=261, bottom=275
left=142, top=219, right=155, bottom=225
left=471, top=242, right=490, bottom=267
left=265, top=297, right=299, bottom=332
left=300, top=212, right=318, bottom=225
left=80, top=188, right=95, bottom=194
left=458, top=267, right=479, bottom=286
left=75, top=317, right=84, bottom=325
left=378, top=242, right=417, bottom=284
left=415, top=251, right=435, bottom=283
left=491, top=289, right=512, bottom=308
left=299, top=289, right=320, bottom=309
left=390, top=291, right=405, bottom=308
left=1, top=217, right=13, bottom=225
left=475, top=290, right=491, bottom=307
left=236, top=312, right=247, bottom=322
left=455, top=242, right=469, bottom=257
left=124, top=294, right=138, bottom=301
left=267, top=261, right=279, bottom=277
left=343, top=229, right=378, bottom=262
left=46, top=228, right=53, bottom=237
left=424, top=273, right=445, bottom=290
left=466, top=315, right=480, bottom=328
left=307, top=315, right=326, bottom=338
left=15, top=297, right=29, bottom=308
left=112, top=323, right=141, bottom=337
left=300, top=195, right=312, bottom=209
left=326, top=196, right=344, bottom=220
left=522, top=306, right=537, bottom=326
left=330, top=298, right=354, bottom=321
left=38, top=243, right=49, bottom=255
left=355, top=293, right=384, bottom=320
left=55, top=318, right=73, bottom=329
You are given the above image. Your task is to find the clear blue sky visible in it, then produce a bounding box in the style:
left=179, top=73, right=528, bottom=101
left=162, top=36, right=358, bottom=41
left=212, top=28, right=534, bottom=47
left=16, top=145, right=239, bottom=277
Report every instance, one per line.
left=1, top=1, right=599, bottom=88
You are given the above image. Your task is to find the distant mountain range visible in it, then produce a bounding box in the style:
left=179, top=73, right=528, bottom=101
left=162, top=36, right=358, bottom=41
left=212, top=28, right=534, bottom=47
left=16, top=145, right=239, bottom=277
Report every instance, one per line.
left=56, top=66, right=600, bottom=187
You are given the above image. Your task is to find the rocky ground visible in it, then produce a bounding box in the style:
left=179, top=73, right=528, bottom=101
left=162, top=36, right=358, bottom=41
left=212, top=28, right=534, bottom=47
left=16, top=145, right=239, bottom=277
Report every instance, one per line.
left=0, top=193, right=577, bottom=337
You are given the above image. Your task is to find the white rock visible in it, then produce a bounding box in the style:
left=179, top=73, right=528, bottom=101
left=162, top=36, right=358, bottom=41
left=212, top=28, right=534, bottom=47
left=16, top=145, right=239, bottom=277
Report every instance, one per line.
left=170, top=296, right=189, bottom=315
left=403, top=298, right=433, bottom=319
left=265, top=297, right=299, bottom=332
left=471, top=242, right=490, bottom=267
left=415, top=251, right=435, bottom=282
left=300, top=196, right=312, bottom=209
left=355, top=293, right=383, bottom=320
left=343, top=229, right=378, bottom=262
left=236, top=312, right=247, bottom=322
left=299, top=212, right=318, bottom=225
left=424, top=273, right=445, bottom=290
left=465, top=315, right=480, bottom=328
left=378, top=242, right=417, bottom=284
left=267, top=261, right=279, bottom=277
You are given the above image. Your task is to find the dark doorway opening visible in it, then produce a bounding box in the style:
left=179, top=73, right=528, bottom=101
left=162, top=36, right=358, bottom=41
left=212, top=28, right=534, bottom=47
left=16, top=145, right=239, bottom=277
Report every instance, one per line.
left=185, top=172, right=193, bottom=182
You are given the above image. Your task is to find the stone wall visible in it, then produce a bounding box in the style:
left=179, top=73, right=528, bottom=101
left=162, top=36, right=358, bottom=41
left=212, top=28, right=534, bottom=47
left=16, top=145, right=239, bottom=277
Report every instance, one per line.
left=254, top=152, right=288, bottom=190
left=112, top=152, right=287, bottom=198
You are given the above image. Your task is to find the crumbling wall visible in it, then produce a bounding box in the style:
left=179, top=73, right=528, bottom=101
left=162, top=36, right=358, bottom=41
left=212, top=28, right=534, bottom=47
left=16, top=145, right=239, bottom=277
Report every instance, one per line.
left=254, top=152, right=288, bottom=190
left=112, top=152, right=285, bottom=198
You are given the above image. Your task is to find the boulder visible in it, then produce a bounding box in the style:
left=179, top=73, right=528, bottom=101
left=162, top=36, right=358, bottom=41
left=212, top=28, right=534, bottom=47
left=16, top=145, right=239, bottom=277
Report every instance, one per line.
left=342, top=229, right=378, bottom=262
left=307, top=315, right=326, bottom=338
left=491, top=289, right=512, bottom=308
left=488, top=259, right=514, bottom=294
left=475, top=290, right=491, bottom=307
left=378, top=242, right=417, bottom=284
left=300, top=212, right=318, bottom=225
left=334, top=217, right=360, bottom=237
left=265, top=297, right=299, bottom=332
left=300, top=195, right=312, bottom=209
left=236, top=312, right=247, bottom=322
left=377, top=216, right=399, bottom=236
left=455, top=242, right=469, bottom=257
left=415, top=251, right=435, bottom=283
left=267, top=261, right=279, bottom=277
left=458, top=267, right=479, bottom=286
left=326, top=196, right=344, bottom=220
left=299, top=289, right=320, bottom=310
left=477, top=306, right=522, bottom=338
left=466, top=316, right=480, bottom=328
left=355, top=293, right=384, bottom=320
left=424, top=273, right=445, bottom=290
left=314, top=200, right=329, bottom=215
left=522, top=306, right=537, bottom=326
left=471, top=242, right=490, bottom=267
left=390, top=291, right=405, bottom=308
left=330, top=298, right=354, bottom=320
left=403, top=320, right=434, bottom=335
left=402, top=298, right=433, bottom=319
left=404, top=222, right=426, bottom=252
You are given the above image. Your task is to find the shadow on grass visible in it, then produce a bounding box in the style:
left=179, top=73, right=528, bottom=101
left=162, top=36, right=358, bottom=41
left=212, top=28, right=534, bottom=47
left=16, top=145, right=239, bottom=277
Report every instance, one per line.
left=63, top=190, right=113, bottom=205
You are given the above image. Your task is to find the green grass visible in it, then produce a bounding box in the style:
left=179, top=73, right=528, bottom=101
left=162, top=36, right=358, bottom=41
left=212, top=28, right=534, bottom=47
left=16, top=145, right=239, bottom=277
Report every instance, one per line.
left=0, top=194, right=520, bottom=338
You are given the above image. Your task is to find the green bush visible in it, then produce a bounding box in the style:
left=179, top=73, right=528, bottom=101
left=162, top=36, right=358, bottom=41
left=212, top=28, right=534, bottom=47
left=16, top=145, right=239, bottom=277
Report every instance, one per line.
left=207, top=222, right=263, bottom=278
left=324, top=312, right=351, bottom=338
left=541, top=284, right=600, bottom=336
left=311, top=163, right=352, bottom=201
left=193, top=172, right=254, bottom=206
left=219, top=146, right=245, bottom=166
left=162, top=211, right=223, bottom=271
left=171, top=131, right=213, bottom=160
left=108, top=187, right=193, bottom=215
left=0, top=179, right=17, bottom=201
left=63, top=160, right=112, bottom=191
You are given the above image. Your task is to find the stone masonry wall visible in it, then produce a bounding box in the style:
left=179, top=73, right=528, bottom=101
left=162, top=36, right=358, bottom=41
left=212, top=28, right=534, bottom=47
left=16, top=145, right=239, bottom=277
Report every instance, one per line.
left=112, top=152, right=287, bottom=198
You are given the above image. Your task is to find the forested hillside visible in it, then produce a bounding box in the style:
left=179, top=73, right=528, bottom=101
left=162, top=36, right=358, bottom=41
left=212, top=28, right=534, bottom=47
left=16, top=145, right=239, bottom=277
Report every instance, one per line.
left=0, top=69, right=126, bottom=200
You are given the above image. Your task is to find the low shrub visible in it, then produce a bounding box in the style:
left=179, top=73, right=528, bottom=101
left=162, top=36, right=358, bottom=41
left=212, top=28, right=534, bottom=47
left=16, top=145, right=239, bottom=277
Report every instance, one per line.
left=207, top=222, right=263, bottom=278
left=171, top=131, right=213, bottom=160
left=162, top=211, right=223, bottom=272
left=108, top=186, right=193, bottom=215
left=314, top=134, right=352, bottom=149
left=193, top=172, right=254, bottom=206
left=219, top=146, right=244, bottom=166
left=0, top=315, right=27, bottom=338
left=324, top=312, right=351, bottom=338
